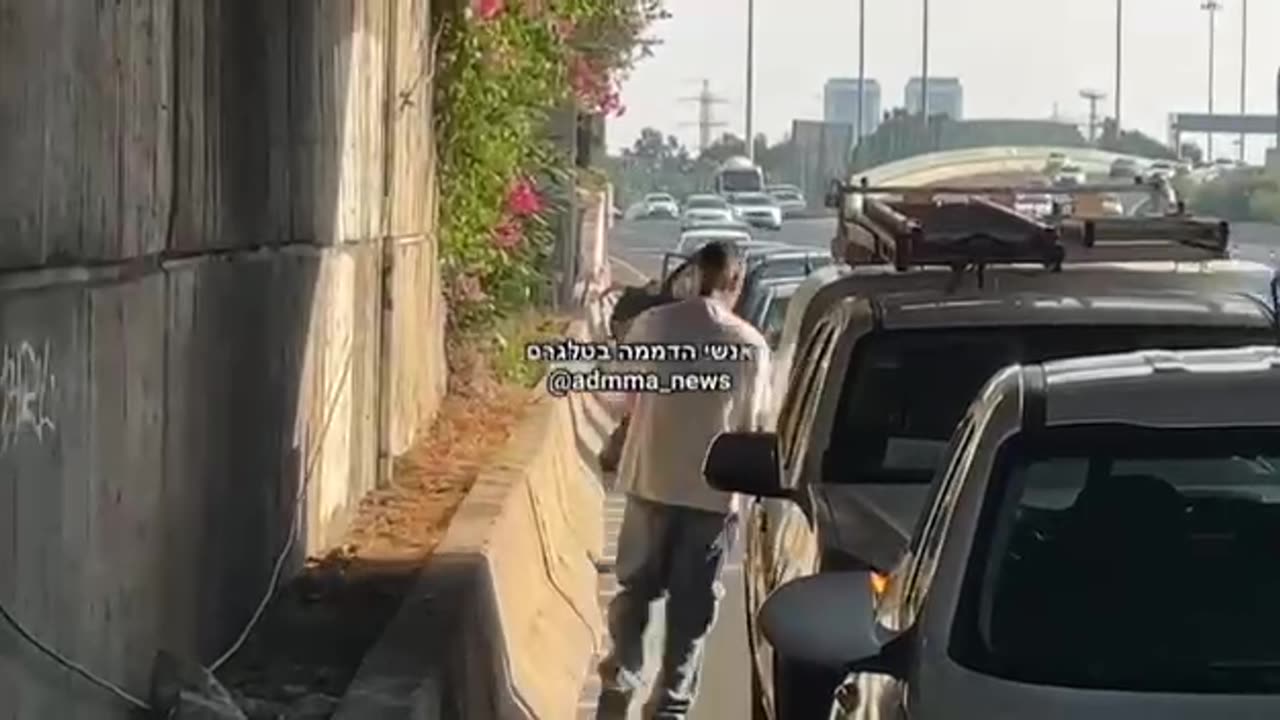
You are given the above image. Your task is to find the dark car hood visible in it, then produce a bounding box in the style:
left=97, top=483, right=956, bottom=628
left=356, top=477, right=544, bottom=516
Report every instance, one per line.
left=812, top=484, right=933, bottom=571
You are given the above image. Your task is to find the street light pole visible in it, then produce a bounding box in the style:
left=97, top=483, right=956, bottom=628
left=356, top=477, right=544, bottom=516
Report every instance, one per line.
left=1239, top=0, right=1248, bottom=162
left=857, top=0, right=866, bottom=143
left=920, top=0, right=930, bottom=120
left=745, top=0, right=756, bottom=161
left=1202, top=0, right=1221, bottom=160
left=1114, top=0, right=1123, bottom=127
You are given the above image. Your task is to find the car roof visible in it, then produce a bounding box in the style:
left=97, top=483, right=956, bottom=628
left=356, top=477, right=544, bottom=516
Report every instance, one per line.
left=877, top=289, right=1274, bottom=330
left=755, top=278, right=802, bottom=296
left=1027, top=346, right=1280, bottom=429
left=686, top=194, right=724, bottom=202
left=730, top=192, right=772, bottom=199
left=801, top=260, right=1279, bottom=339
left=680, top=228, right=752, bottom=240
left=646, top=192, right=674, bottom=199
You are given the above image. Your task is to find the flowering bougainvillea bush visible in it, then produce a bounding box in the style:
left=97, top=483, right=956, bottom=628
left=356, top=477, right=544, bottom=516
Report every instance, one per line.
left=436, top=0, right=665, bottom=329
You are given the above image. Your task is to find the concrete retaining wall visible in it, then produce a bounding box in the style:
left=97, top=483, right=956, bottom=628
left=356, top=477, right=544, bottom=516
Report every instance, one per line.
left=334, top=333, right=610, bottom=720
left=0, top=1, right=447, bottom=717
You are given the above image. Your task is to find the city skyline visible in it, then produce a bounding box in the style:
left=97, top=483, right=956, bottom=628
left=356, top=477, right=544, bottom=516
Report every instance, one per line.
left=823, top=77, right=882, bottom=140
left=607, top=0, right=1280, bottom=163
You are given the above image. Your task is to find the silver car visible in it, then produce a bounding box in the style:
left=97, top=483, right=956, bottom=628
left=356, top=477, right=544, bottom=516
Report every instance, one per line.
left=743, top=345, right=1280, bottom=720
left=728, top=191, right=783, bottom=230
left=681, top=194, right=736, bottom=229
left=768, top=185, right=808, bottom=218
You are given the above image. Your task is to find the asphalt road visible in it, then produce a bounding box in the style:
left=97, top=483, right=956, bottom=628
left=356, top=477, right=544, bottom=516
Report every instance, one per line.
left=610, top=217, right=835, bottom=281
left=596, top=214, right=1280, bottom=719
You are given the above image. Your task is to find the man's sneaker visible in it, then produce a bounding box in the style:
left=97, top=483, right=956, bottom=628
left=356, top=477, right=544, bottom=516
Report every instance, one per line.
left=595, top=688, right=631, bottom=720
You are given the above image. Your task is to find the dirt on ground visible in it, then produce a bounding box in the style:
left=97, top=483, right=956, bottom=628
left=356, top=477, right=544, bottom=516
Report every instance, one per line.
left=218, top=318, right=553, bottom=719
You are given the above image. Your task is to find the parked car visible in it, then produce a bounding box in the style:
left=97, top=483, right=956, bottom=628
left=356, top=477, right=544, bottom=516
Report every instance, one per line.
left=640, top=192, right=679, bottom=219
left=680, top=193, right=736, bottom=229
left=742, top=345, right=1280, bottom=720
left=709, top=235, right=1280, bottom=719
left=767, top=185, right=808, bottom=218
left=737, top=251, right=833, bottom=348
left=728, top=191, right=784, bottom=230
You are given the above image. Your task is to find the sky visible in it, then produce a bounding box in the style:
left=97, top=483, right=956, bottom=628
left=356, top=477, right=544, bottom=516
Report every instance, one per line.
left=607, top=0, right=1280, bottom=163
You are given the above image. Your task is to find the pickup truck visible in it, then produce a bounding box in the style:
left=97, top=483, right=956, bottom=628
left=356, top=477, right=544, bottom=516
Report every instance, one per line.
left=712, top=187, right=1280, bottom=719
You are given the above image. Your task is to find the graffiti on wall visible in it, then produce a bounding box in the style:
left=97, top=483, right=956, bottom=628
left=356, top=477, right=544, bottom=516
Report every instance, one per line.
left=1, top=340, right=57, bottom=455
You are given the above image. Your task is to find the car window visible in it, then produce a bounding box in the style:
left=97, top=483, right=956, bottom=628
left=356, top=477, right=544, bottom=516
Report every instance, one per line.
left=955, top=425, right=1280, bottom=694
left=779, top=321, right=839, bottom=471
left=903, top=412, right=979, bottom=619
left=825, top=324, right=1276, bottom=487
left=735, top=195, right=772, bottom=206
left=761, top=295, right=792, bottom=348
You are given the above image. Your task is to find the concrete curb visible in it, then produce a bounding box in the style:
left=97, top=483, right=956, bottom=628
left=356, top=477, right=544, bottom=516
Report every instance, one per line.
left=332, top=320, right=614, bottom=720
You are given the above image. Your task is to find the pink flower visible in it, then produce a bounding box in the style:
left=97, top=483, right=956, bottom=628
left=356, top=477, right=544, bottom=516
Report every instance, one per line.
left=492, top=218, right=523, bottom=250
left=473, top=0, right=504, bottom=21
left=505, top=178, right=543, bottom=217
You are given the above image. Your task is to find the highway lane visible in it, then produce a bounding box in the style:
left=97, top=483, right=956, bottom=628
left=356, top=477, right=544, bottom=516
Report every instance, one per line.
left=610, top=217, right=835, bottom=281
left=588, top=217, right=833, bottom=720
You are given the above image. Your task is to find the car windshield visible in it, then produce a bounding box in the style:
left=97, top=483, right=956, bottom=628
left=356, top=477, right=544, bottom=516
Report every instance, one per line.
left=825, top=325, right=1276, bottom=485
left=772, top=190, right=801, bottom=201
left=734, top=194, right=773, bottom=206
left=1060, top=164, right=1082, bottom=173
left=720, top=169, right=762, bottom=192
left=646, top=194, right=674, bottom=203
left=686, top=197, right=727, bottom=209
left=752, top=256, right=830, bottom=281
left=955, top=425, right=1280, bottom=693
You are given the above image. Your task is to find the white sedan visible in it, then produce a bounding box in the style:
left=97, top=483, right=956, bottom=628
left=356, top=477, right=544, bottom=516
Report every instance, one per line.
left=727, top=192, right=783, bottom=230
left=680, top=194, right=736, bottom=229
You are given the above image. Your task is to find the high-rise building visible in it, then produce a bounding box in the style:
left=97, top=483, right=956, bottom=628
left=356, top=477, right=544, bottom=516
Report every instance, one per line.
left=905, top=77, right=963, bottom=120
left=824, top=78, right=881, bottom=139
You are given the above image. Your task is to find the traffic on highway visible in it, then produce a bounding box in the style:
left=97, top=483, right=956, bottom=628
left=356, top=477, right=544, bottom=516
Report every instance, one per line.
left=588, top=161, right=1280, bottom=719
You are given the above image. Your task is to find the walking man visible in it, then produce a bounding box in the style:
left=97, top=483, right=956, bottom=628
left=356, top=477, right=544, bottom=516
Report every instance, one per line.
left=596, top=241, right=773, bottom=719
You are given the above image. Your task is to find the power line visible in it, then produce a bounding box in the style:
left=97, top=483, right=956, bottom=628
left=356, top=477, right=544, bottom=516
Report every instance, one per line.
left=678, top=79, right=729, bottom=153
left=1080, top=89, right=1108, bottom=142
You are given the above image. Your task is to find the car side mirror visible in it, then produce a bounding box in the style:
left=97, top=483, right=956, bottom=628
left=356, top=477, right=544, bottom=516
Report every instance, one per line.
left=703, top=432, right=787, bottom=498
left=759, top=572, right=888, bottom=669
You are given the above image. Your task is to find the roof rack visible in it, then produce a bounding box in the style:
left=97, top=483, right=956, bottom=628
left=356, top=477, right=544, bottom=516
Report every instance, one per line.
left=828, top=181, right=1232, bottom=269
left=1056, top=215, right=1229, bottom=262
